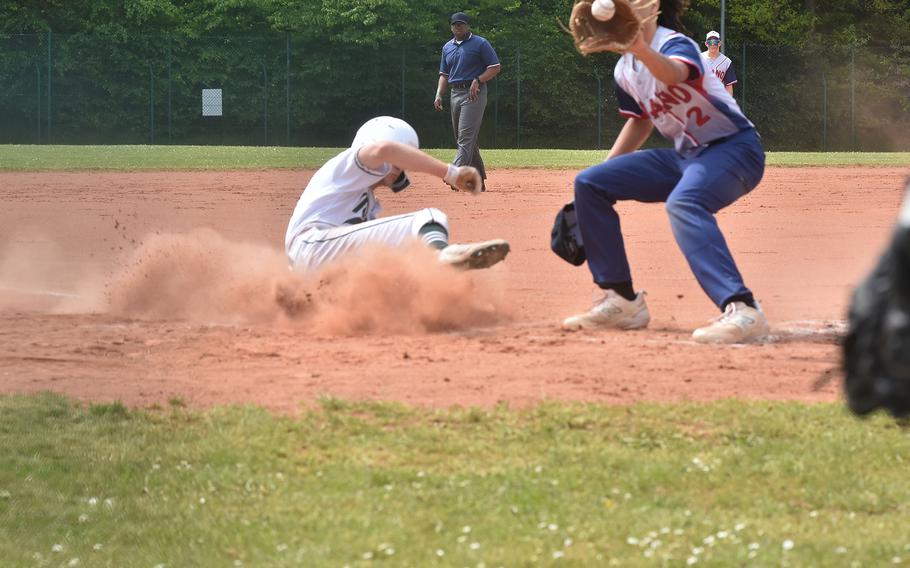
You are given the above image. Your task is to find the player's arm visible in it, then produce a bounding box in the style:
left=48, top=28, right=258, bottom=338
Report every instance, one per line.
left=358, top=141, right=482, bottom=192
left=725, top=84, right=733, bottom=96
left=359, top=141, right=447, bottom=178
left=607, top=117, right=653, bottom=160
left=435, top=74, right=449, bottom=110
left=628, top=41, right=690, bottom=85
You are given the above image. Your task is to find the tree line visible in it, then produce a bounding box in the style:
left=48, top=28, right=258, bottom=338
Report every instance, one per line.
left=1, top=1, right=908, bottom=149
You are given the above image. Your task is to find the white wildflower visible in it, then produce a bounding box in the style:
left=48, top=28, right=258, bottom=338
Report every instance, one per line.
left=553, top=551, right=565, bottom=559
left=469, top=542, right=480, bottom=550
left=436, top=549, right=445, bottom=557
left=782, top=540, right=794, bottom=551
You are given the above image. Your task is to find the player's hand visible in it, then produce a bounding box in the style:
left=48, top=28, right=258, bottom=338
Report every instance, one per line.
left=626, top=29, right=648, bottom=56
left=469, top=79, right=480, bottom=101
left=434, top=96, right=443, bottom=111
left=443, top=164, right=482, bottom=194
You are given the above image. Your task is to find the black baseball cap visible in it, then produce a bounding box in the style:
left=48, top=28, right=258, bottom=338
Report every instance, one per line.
left=450, top=12, right=469, bottom=24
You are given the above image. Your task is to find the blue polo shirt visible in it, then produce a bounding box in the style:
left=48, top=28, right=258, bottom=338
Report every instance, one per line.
left=439, top=34, right=500, bottom=84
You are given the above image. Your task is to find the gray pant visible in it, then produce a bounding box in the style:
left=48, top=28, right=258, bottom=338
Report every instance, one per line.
left=450, top=84, right=487, bottom=181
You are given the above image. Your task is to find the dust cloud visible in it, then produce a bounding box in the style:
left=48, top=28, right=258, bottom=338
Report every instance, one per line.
left=104, top=228, right=509, bottom=333
left=0, top=233, right=104, bottom=313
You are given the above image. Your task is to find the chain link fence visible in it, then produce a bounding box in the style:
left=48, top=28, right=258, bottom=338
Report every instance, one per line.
left=2, top=32, right=908, bottom=151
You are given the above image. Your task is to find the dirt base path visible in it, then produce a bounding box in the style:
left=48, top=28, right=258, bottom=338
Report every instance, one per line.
left=0, top=167, right=905, bottom=412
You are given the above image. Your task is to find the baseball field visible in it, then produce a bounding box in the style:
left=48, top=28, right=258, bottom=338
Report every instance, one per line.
left=2, top=147, right=910, bottom=566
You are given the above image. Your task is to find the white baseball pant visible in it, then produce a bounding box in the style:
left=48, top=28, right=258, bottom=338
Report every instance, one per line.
left=287, top=208, right=449, bottom=272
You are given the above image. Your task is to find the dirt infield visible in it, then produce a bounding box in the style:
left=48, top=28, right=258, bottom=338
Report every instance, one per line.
left=0, top=167, right=906, bottom=412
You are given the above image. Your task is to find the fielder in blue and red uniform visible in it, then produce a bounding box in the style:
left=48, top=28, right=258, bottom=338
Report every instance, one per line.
left=701, top=30, right=737, bottom=96
left=562, top=0, right=768, bottom=344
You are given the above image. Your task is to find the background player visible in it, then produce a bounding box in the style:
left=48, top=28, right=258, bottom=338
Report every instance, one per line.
left=562, top=0, right=768, bottom=344
left=285, top=116, right=509, bottom=272
left=701, top=30, right=737, bottom=96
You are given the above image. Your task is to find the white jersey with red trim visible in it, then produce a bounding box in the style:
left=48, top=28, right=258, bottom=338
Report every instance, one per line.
left=613, top=26, right=753, bottom=157
left=700, top=51, right=737, bottom=86
left=285, top=147, right=389, bottom=253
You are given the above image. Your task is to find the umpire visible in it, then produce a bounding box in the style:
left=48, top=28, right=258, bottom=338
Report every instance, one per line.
left=434, top=11, right=501, bottom=192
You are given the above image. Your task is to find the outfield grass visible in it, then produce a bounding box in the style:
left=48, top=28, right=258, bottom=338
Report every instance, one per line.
left=1, top=144, right=908, bottom=170
left=2, top=393, right=909, bottom=567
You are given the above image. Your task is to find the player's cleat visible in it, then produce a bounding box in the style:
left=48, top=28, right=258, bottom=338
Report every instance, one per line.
left=562, top=290, right=650, bottom=331
left=692, top=301, right=769, bottom=344
left=438, top=239, right=510, bottom=269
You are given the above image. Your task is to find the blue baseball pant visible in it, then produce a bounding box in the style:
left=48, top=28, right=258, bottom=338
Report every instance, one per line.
left=573, top=128, right=765, bottom=309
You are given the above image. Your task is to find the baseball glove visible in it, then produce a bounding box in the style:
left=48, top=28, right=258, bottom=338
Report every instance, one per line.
left=843, top=178, right=910, bottom=418
left=551, top=202, right=586, bottom=266
left=565, top=0, right=660, bottom=55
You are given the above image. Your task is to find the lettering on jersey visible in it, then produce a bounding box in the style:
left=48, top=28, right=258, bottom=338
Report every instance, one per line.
left=344, top=192, right=370, bottom=225
left=646, top=84, right=711, bottom=127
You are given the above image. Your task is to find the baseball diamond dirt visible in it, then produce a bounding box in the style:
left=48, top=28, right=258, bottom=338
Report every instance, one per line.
left=0, top=167, right=905, bottom=413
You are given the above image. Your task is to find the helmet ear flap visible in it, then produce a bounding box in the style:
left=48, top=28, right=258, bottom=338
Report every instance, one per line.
left=391, top=171, right=410, bottom=192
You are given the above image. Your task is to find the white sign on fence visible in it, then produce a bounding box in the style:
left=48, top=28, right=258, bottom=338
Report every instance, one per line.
left=201, top=89, right=223, bottom=117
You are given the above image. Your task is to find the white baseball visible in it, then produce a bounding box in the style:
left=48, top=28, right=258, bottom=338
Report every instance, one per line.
left=591, top=0, right=616, bottom=21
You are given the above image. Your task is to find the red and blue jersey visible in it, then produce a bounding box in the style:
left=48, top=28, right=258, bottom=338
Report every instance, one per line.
left=614, top=26, right=754, bottom=157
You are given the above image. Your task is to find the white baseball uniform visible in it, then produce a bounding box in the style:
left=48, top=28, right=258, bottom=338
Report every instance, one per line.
left=285, top=147, right=449, bottom=271
left=700, top=51, right=737, bottom=88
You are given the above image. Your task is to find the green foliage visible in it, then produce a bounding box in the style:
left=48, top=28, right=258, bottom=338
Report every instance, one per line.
left=0, top=1, right=908, bottom=149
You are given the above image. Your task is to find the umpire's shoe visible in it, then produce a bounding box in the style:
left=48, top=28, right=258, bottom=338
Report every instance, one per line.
left=692, top=301, right=769, bottom=344
left=439, top=239, right=510, bottom=270
left=562, top=290, right=650, bottom=331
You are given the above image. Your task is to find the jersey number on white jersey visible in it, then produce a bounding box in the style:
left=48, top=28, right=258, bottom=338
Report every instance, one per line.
left=344, top=192, right=370, bottom=225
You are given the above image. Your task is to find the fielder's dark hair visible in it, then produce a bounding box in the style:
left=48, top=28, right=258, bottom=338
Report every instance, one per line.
left=658, top=0, right=690, bottom=34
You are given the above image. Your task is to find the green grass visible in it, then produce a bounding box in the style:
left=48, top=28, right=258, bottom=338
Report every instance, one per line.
left=1, top=144, right=908, bottom=170
left=2, top=393, right=909, bottom=566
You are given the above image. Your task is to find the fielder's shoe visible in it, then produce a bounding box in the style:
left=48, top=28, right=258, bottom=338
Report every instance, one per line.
left=438, top=239, right=510, bottom=270
left=692, top=301, right=769, bottom=344
left=562, top=290, right=650, bottom=331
